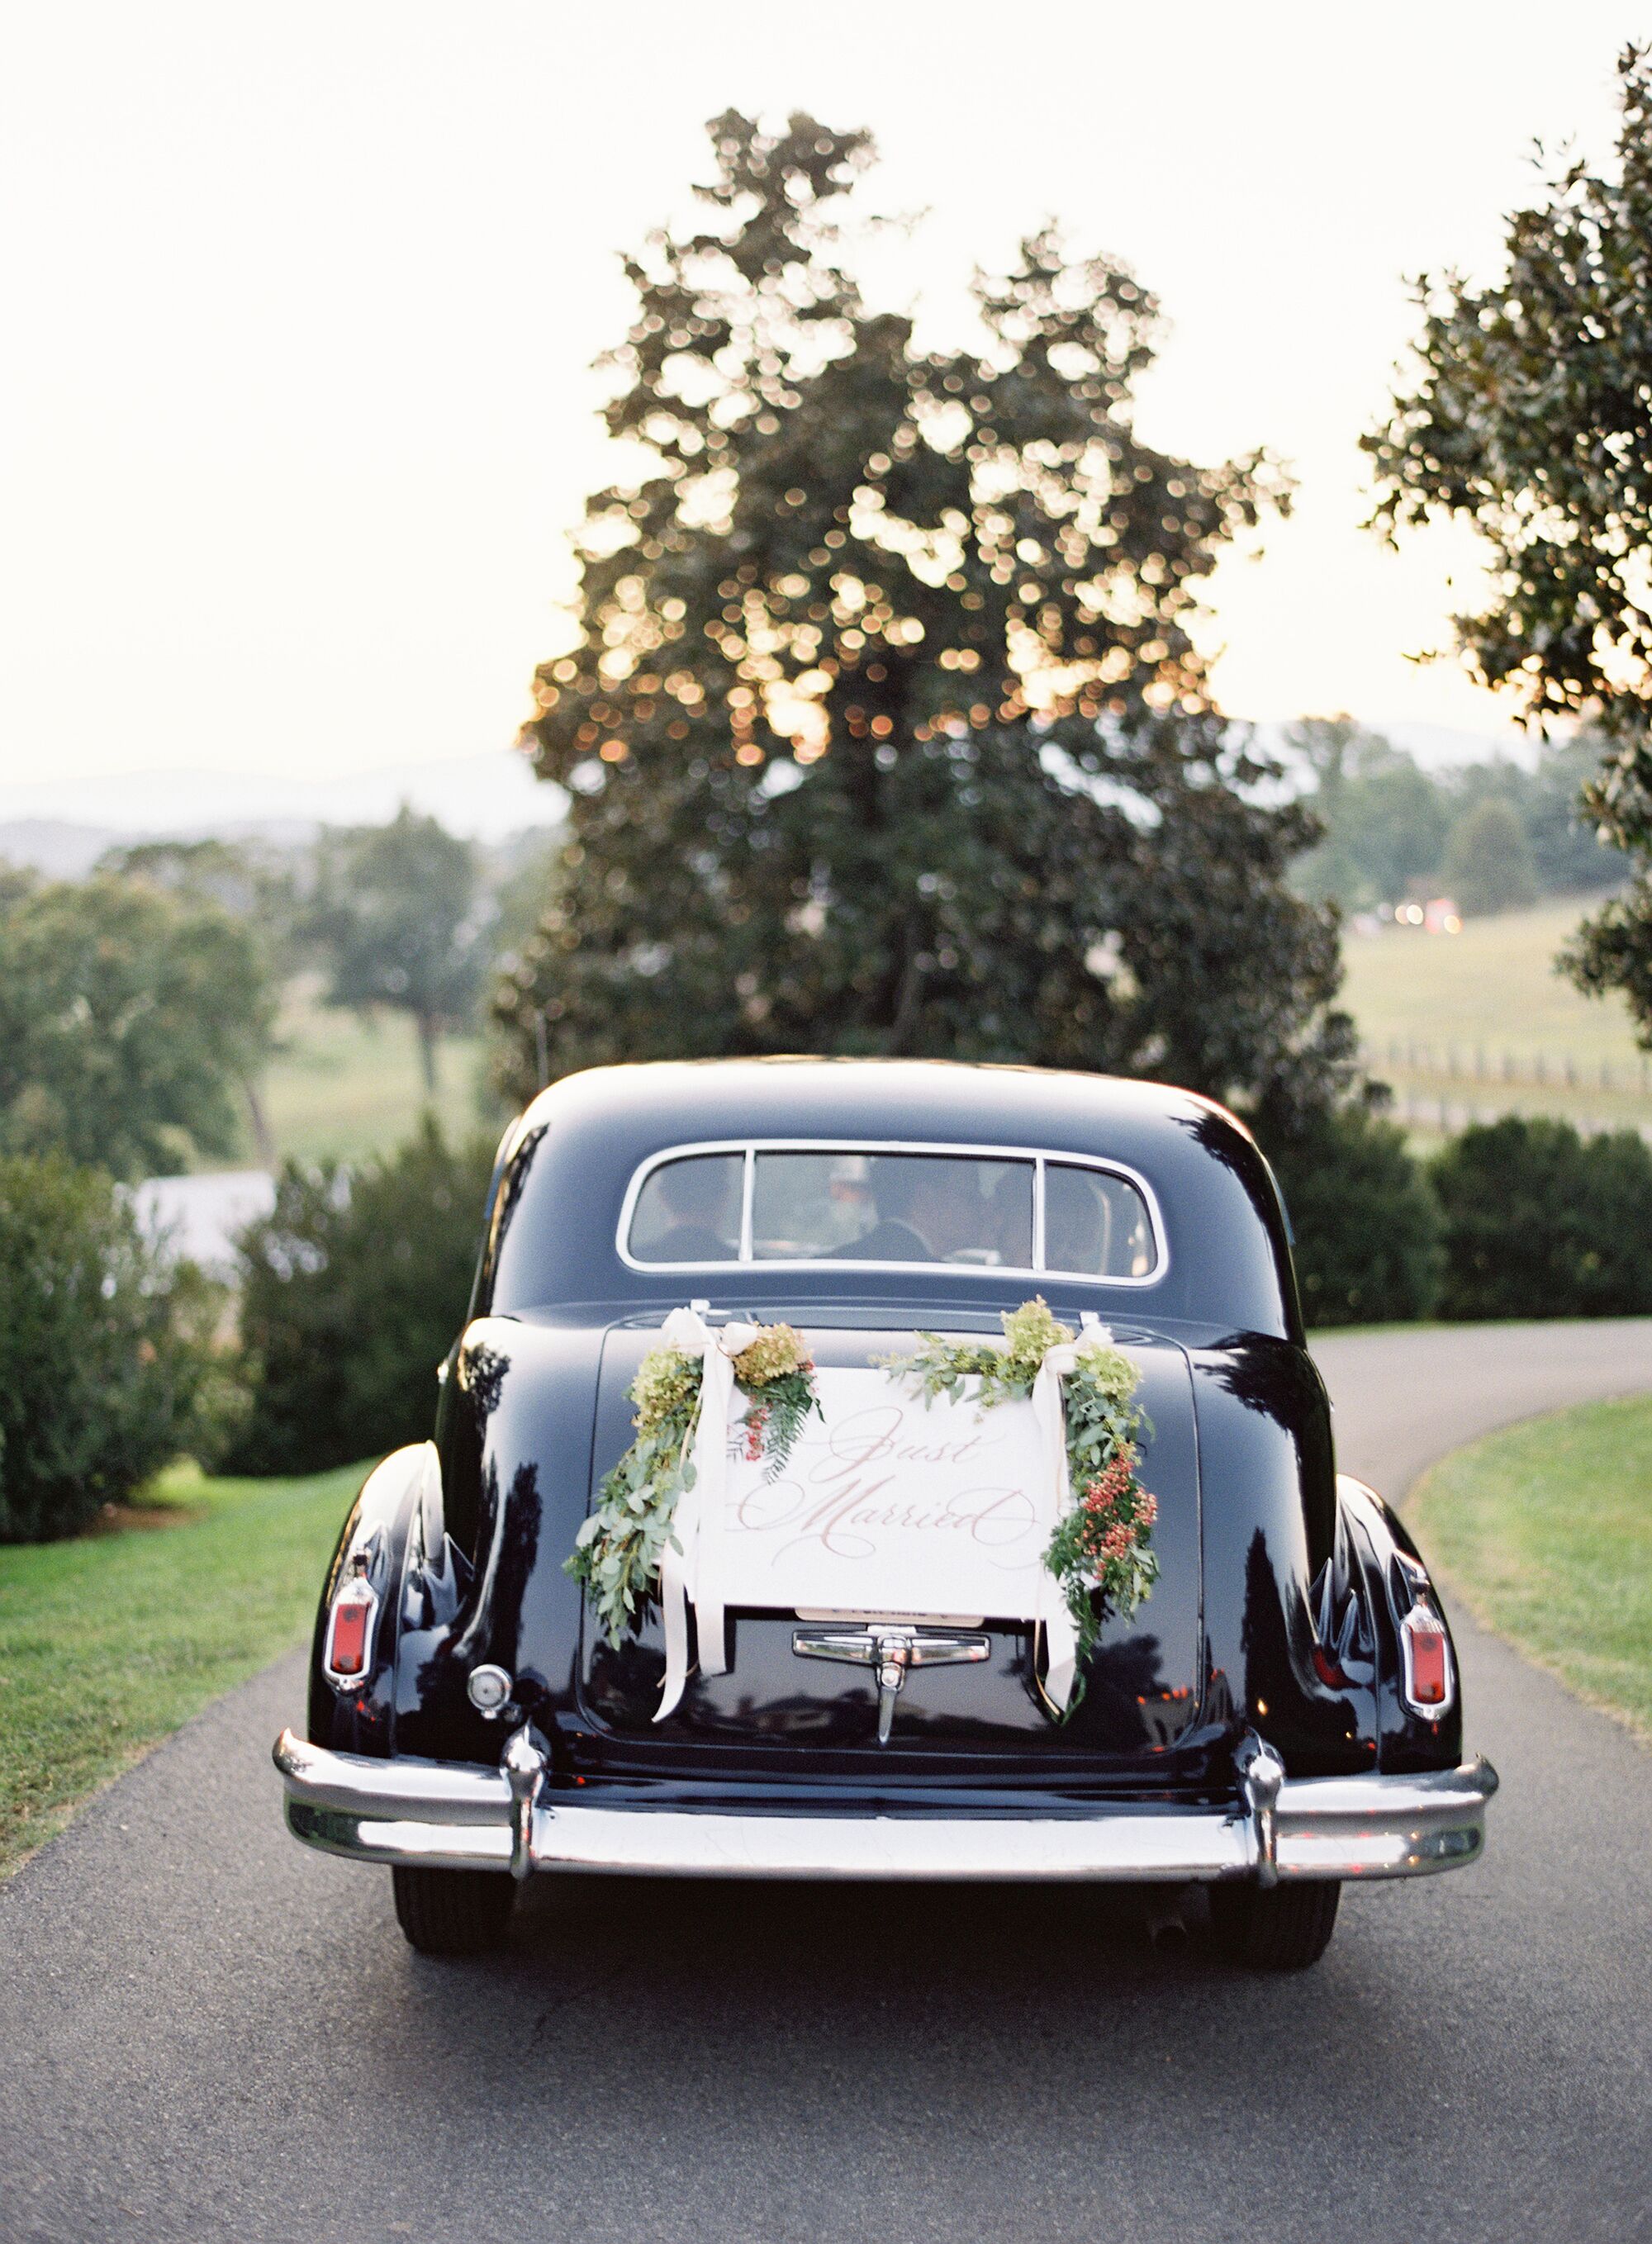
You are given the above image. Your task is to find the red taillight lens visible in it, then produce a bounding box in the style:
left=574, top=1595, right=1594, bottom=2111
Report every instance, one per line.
left=1402, top=1606, right=1452, bottom=1712
left=1312, top=1644, right=1349, bottom=1689
left=326, top=1573, right=377, bottom=1682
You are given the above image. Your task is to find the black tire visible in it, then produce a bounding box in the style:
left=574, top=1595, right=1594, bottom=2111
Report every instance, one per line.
left=391, top=1865, right=515, bottom=1957
left=1209, top=1878, right=1340, bottom=1971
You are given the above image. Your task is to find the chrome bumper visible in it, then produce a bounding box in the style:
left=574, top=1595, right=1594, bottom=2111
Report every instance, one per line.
left=273, top=1729, right=1498, bottom=1886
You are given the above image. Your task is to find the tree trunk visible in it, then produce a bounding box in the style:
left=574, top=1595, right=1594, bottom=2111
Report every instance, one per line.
left=415, top=1013, right=440, bottom=1099
left=242, top=1075, right=276, bottom=1168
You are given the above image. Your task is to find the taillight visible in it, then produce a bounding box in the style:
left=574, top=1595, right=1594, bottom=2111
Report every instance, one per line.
left=325, top=1561, right=379, bottom=1691
left=1400, top=1604, right=1454, bottom=1715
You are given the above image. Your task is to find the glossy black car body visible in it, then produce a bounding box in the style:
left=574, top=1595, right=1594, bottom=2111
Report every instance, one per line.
left=275, top=1060, right=1494, bottom=1962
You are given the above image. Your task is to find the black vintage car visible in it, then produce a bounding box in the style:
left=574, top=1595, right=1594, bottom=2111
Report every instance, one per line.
left=274, top=1060, right=1496, bottom=1970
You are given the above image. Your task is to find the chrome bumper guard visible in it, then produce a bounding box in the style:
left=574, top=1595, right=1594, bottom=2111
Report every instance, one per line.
left=273, top=1729, right=1498, bottom=1886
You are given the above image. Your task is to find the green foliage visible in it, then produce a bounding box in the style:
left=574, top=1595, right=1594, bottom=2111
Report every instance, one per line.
left=1289, top=719, right=1620, bottom=912
left=0, top=874, right=276, bottom=1179
left=1482, top=734, right=1626, bottom=896
left=96, top=837, right=306, bottom=1165
left=568, top=1363, right=699, bottom=1644
left=226, top=1117, right=497, bottom=1474
left=1429, top=1116, right=1652, bottom=1319
left=1441, top=796, right=1539, bottom=918
left=568, top=1321, right=819, bottom=1642
left=1365, top=45, right=1652, bottom=1037
left=1287, top=719, right=1450, bottom=909
left=1264, top=1100, right=1442, bottom=1327
left=311, top=808, right=484, bottom=1094
left=0, top=1155, right=240, bottom=1544
left=885, top=1300, right=1157, bottom=1701
left=497, top=111, right=1355, bottom=1131
left=97, top=835, right=308, bottom=976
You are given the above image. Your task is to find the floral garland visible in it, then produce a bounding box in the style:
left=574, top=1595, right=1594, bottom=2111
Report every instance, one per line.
left=566, top=1318, right=818, bottom=1643
left=882, top=1298, right=1158, bottom=1707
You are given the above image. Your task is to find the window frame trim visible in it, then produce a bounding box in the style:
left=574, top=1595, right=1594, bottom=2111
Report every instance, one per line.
left=615, top=1137, right=1169, bottom=1288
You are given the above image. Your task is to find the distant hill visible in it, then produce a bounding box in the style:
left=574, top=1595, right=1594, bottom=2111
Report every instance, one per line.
left=0, top=750, right=567, bottom=868
left=1252, top=719, right=1539, bottom=771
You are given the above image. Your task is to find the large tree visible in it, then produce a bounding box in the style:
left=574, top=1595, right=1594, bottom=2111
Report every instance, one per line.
left=498, top=112, right=1355, bottom=1122
left=0, top=874, right=275, bottom=1180
left=1365, top=45, right=1652, bottom=1037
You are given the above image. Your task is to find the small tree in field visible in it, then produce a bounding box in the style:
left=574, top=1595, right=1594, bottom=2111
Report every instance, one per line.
left=1443, top=797, right=1539, bottom=918
left=1366, top=46, right=1652, bottom=1038
left=496, top=111, right=1356, bottom=1127
left=313, top=809, right=482, bottom=1095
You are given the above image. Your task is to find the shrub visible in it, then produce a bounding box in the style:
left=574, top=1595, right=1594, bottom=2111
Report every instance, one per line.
left=0, top=1155, right=238, bottom=1542
left=1265, top=1103, right=1443, bottom=1328
left=1431, top=1117, right=1652, bottom=1319
left=227, top=1117, right=498, bottom=1475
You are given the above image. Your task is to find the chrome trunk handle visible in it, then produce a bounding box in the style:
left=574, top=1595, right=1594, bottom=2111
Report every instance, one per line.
left=792, top=1625, right=991, bottom=1743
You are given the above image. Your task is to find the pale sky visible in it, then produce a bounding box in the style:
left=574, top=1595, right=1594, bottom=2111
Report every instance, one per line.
left=2, top=2, right=1646, bottom=791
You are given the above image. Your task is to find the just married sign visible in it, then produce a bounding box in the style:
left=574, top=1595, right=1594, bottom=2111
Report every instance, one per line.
left=714, top=1367, right=1051, bottom=1619
left=614, top=1307, right=1113, bottom=1720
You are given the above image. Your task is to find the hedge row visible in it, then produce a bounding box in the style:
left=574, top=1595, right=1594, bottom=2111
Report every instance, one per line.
left=1272, top=1110, right=1652, bottom=1326
left=4, top=1110, right=1649, bottom=1538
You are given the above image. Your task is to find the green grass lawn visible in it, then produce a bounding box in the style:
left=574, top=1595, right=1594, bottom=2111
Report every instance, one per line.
left=0, top=1459, right=368, bottom=1879
left=1411, top=1392, right=1652, bottom=1742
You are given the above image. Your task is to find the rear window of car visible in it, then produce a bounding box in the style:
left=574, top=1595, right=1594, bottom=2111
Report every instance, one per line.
left=623, top=1146, right=1160, bottom=1279
left=625, top=1150, right=744, bottom=1264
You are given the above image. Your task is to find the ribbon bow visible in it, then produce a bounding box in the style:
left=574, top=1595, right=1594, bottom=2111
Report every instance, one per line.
left=653, top=1307, right=760, bottom=1721
left=1028, top=1318, right=1113, bottom=1712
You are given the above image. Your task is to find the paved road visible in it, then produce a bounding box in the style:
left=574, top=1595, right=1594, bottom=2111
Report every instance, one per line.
left=2, top=1322, right=1650, bottom=2244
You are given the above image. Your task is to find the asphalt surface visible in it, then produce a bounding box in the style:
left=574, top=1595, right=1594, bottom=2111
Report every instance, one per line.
left=2, top=1320, right=1650, bottom=2244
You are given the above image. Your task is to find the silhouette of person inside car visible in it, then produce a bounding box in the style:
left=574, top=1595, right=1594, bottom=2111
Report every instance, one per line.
left=827, top=1160, right=979, bottom=1262
left=648, top=1160, right=737, bottom=1261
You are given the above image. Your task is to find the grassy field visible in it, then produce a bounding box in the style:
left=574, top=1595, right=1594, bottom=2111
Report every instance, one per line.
left=0, top=1459, right=368, bottom=1879
left=1411, top=1392, right=1652, bottom=1742
left=1341, top=899, right=1640, bottom=1065
left=244, top=980, right=500, bottom=1169
left=1341, top=898, right=1652, bottom=1138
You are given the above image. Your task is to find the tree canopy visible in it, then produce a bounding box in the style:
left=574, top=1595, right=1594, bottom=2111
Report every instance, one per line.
left=1284, top=719, right=1608, bottom=913
left=1365, top=45, right=1652, bottom=1035
left=0, top=874, right=275, bottom=1180
left=311, top=808, right=482, bottom=1093
left=498, top=110, right=1355, bottom=1126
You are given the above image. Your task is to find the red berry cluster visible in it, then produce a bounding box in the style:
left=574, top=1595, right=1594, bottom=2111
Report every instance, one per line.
left=1079, top=1456, right=1156, bottom=1571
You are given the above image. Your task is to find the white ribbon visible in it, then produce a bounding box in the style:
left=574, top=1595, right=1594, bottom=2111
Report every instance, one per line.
left=1030, top=1342, right=1082, bottom=1712
left=653, top=1307, right=760, bottom=1722
left=1028, top=1317, right=1114, bottom=1713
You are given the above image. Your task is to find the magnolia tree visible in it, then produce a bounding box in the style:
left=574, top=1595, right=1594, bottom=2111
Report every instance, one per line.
left=497, top=111, right=1355, bottom=1123
left=1366, top=45, right=1652, bottom=1037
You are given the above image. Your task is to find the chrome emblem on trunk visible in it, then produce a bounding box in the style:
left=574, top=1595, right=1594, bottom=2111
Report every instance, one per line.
left=791, top=1625, right=991, bottom=1743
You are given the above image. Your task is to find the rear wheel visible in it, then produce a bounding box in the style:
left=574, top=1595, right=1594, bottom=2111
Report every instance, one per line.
left=392, top=1865, right=515, bottom=1957
left=1209, top=1878, right=1340, bottom=1971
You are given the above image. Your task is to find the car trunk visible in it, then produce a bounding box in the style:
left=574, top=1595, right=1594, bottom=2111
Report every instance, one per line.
left=573, top=1317, right=1203, bottom=1767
